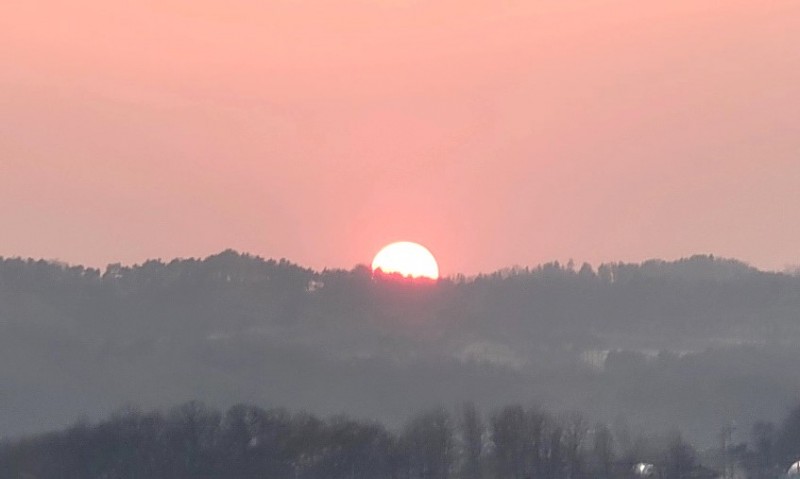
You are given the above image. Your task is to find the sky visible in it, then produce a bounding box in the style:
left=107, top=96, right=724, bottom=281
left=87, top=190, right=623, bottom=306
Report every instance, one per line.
left=1, top=0, right=799, bottom=276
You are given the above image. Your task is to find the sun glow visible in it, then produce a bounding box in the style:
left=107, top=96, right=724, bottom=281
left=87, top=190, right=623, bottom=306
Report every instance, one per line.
left=371, top=241, right=440, bottom=280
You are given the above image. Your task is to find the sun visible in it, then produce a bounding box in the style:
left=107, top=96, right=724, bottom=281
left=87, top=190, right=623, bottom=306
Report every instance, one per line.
left=371, top=241, right=440, bottom=280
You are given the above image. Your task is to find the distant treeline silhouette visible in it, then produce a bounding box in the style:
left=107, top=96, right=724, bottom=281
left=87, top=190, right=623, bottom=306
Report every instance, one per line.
left=3, top=400, right=800, bottom=479
left=2, top=251, right=800, bottom=443
left=2, top=250, right=797, bottom=346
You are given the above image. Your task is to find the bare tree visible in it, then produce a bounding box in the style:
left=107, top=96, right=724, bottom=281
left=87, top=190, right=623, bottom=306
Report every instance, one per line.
left=459, top=403, right=484, bottom=479
left=403, top=407, right=454, bottom=479
left=663, top=433, right=696, bottom=479
left=491, top=405, right=528, bottom=479
left=591, top=424, right=615, bottom=479
left=562, top=413, right=589, bottom=479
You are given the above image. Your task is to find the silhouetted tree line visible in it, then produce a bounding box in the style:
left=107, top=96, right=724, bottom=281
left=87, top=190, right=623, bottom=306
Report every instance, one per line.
left=3, top=400, right=800, bottom=479
left=2, top=251, right=798, bottom=347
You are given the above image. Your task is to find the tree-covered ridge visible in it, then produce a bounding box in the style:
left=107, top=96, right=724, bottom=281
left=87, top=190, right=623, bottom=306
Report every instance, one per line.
left=1, top=250, right=796, bottom=343
left=3, top=400, right=800, bottom=479
left=2, top=251, right=800, bottom=443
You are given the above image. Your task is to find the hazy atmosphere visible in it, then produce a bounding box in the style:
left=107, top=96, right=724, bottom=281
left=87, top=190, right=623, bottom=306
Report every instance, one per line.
left=3, top=2, right=800, bottom=479
left=3, top=1, right=800, bottom=274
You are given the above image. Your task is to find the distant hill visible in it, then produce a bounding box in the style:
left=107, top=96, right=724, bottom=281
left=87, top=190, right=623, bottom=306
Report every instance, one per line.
left=1, top=251, right=800, bottom=444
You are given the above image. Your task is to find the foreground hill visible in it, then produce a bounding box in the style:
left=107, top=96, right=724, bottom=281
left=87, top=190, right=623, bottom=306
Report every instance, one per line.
left=2, top=251, right=800, bottom=444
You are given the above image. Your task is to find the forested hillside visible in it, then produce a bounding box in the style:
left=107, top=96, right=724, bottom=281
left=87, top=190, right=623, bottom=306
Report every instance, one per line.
left=2, top=251, right=800, bottom=444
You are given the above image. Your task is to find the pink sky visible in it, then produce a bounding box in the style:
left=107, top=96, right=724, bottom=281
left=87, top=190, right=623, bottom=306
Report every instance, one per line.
left=1, top=1, right=799, bottom=275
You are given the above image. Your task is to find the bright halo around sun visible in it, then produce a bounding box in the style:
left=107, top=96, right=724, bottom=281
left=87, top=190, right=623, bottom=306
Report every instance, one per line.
left=371, top=241, right=440, bottom=280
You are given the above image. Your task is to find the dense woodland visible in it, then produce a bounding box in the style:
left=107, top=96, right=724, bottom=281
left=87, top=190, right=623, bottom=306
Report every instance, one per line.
left=3, top=400, right=800, bottom=479
left=2, top=251, right=800, bottom=445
